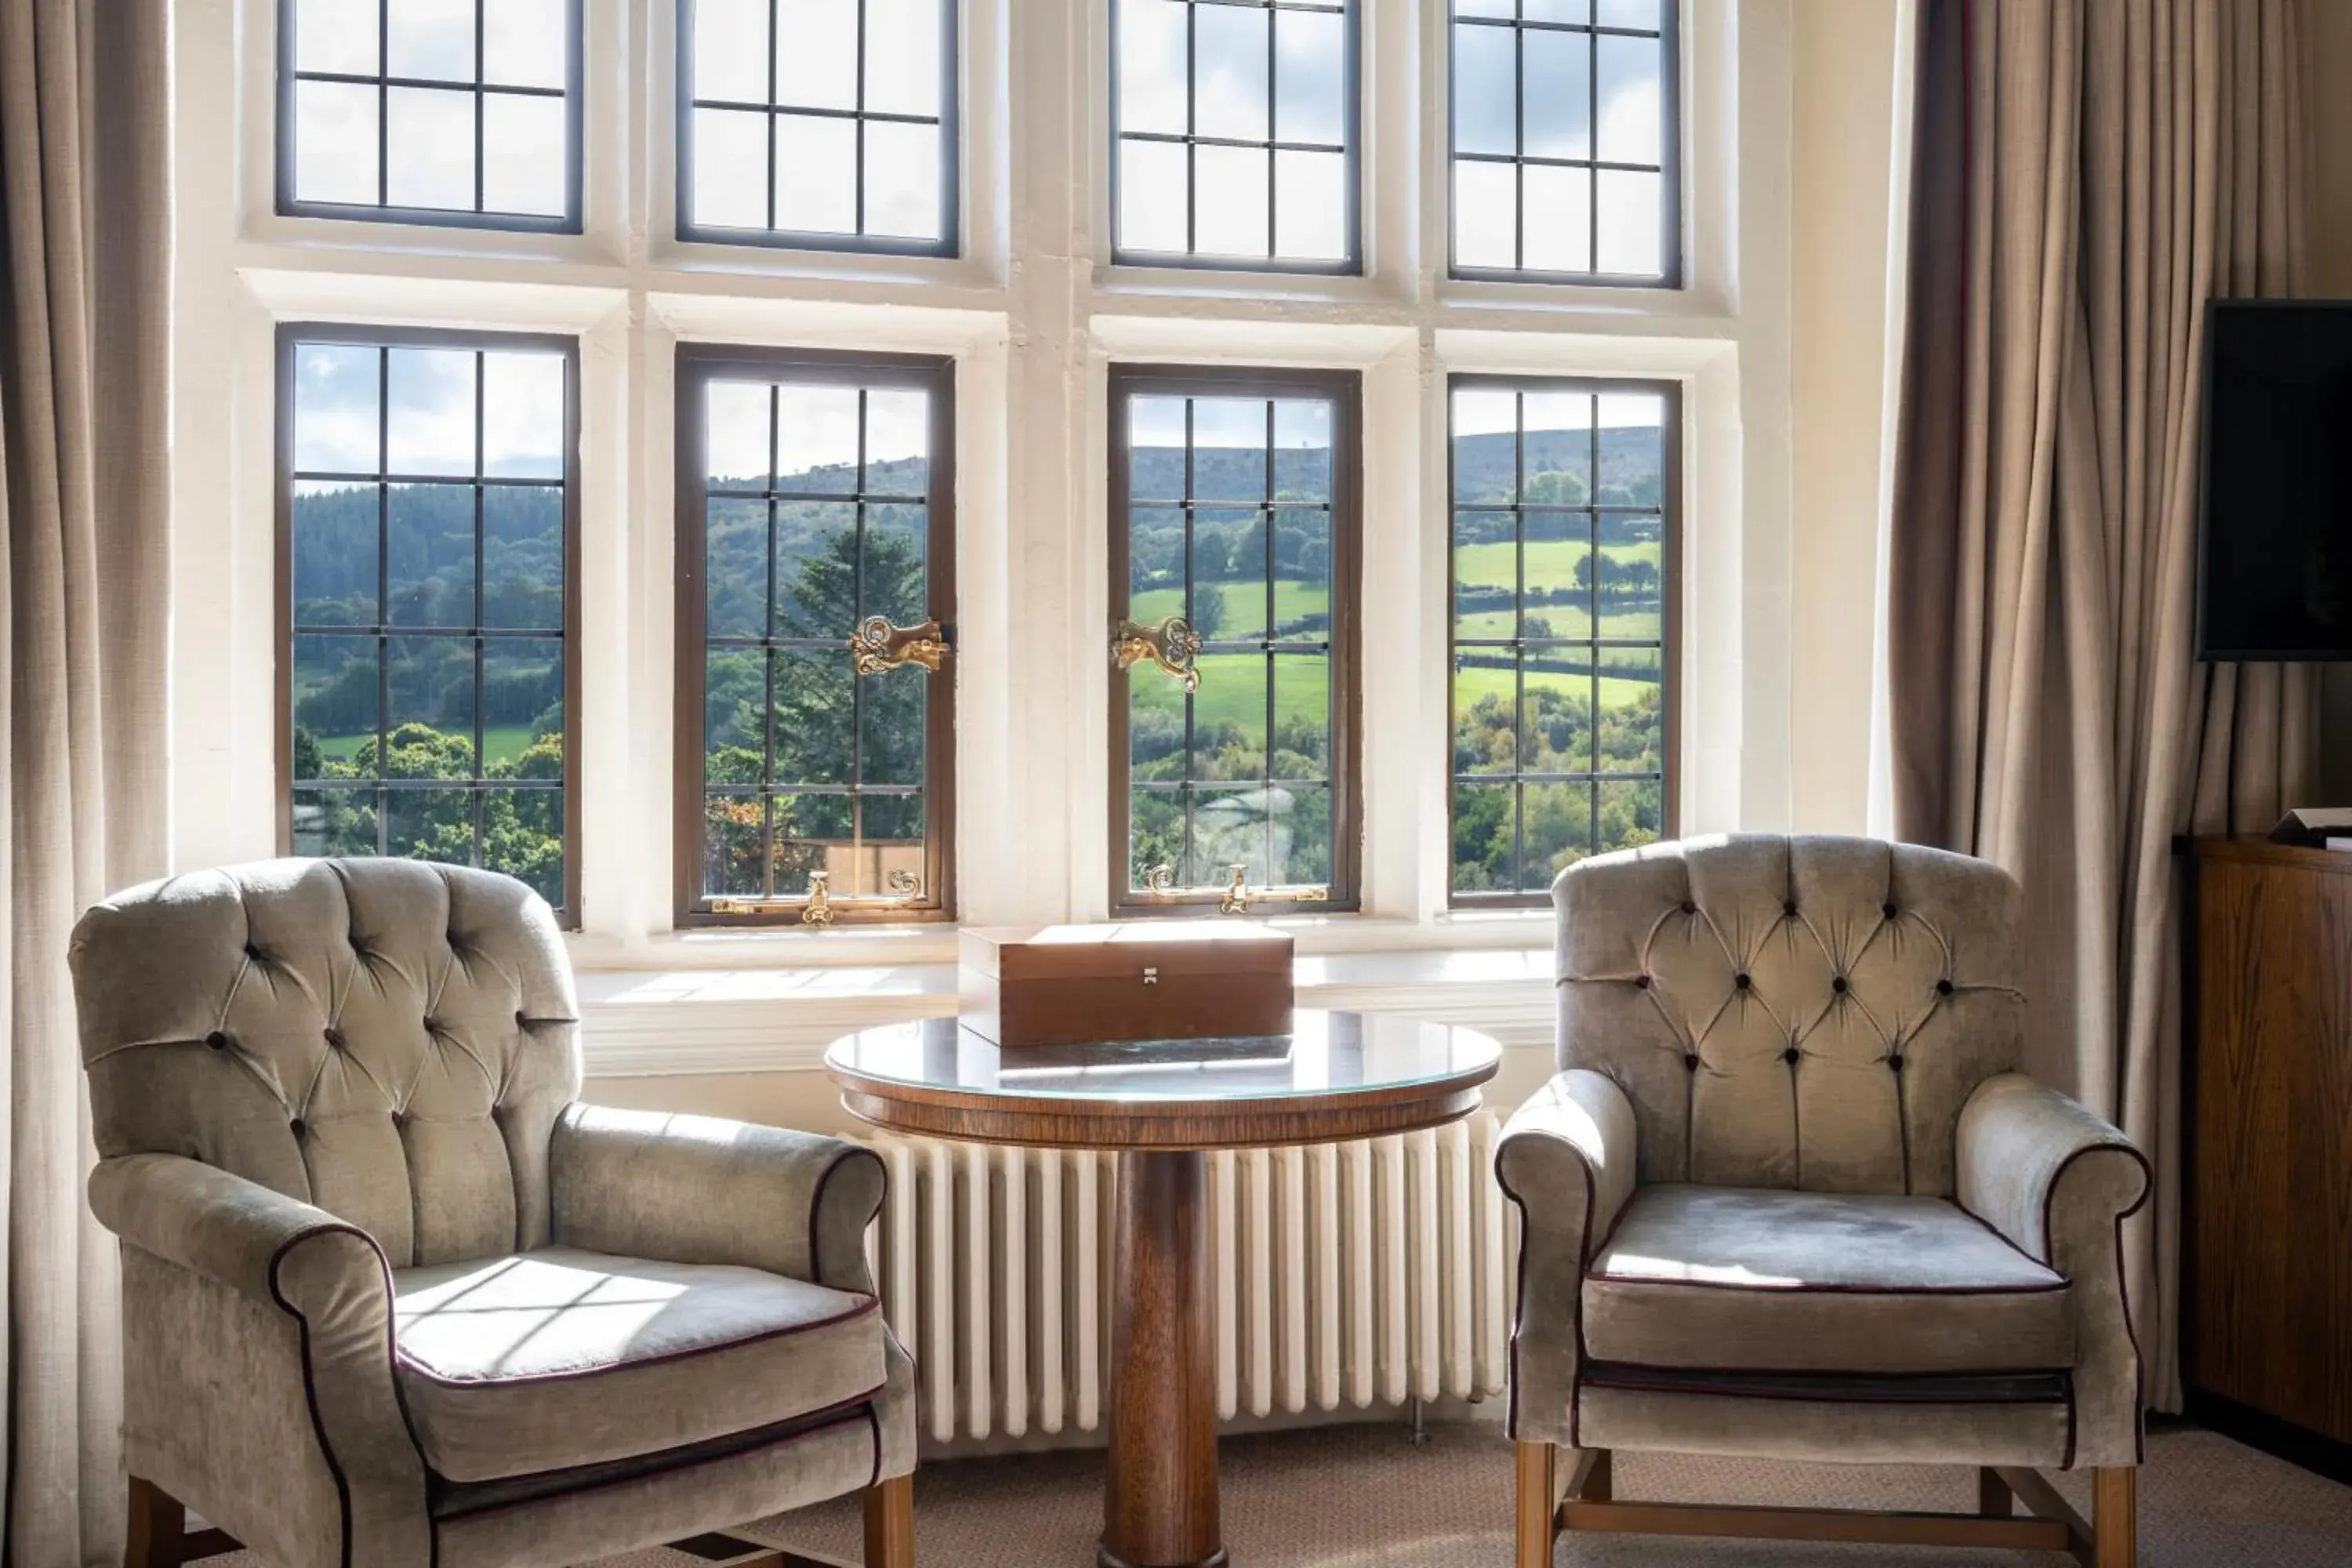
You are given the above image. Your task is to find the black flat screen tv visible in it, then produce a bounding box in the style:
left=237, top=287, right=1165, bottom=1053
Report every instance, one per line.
left=2196, top=299, right=2352, bottom=661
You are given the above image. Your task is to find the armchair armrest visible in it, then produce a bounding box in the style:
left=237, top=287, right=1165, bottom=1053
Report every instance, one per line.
left=1493, top=1069, right=1639, bottom=1446
left=91, top=1152, right=370, bottom=1300
left=87, top=1154, right=428, bottom=1568
left=550, top=1104, right=886, bottom=1292
left=1957, top=1073, right=2152, bottom=1466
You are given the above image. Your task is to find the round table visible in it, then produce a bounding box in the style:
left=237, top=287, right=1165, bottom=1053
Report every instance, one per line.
left=824, top=1009, right=1503, bottom=1568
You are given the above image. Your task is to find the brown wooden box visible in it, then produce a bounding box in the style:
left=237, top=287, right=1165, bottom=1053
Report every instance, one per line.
left=958, top=924, right=1294, bottom=1049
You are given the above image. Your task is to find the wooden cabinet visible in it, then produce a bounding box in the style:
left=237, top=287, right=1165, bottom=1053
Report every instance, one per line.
left=2183, top=837, right=2352, bottom=1475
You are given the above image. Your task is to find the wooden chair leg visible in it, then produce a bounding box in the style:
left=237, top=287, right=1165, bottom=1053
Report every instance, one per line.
left=862, top=1472, right=913, bottom=1568
left=2092, top=1468, right=2135, bottom=1568
left=1977, top=1466, right=2013, bottom=1517
left=1515, top=1441, right=1557, bottom=1568
left=1580, top=1449, right=1613, bottom=1504
left=125, top=1478, right=184, bottom=1568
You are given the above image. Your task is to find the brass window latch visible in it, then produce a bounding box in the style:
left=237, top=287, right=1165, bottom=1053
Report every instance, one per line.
left=852, top=615, right=949, bottom=675
left=710, top=870, right=837, bottom=925
left=1112, top=615, right=1201, bottom=692
left=1138, top=862, right=1330, bottom=915
left=801, top=869, right=837, bottom=927
left=708, top=868, right=920, bottom=924
left=1220, top=865, right=1330, bottom=915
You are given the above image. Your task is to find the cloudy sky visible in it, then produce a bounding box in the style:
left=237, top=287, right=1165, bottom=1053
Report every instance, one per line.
left=292, top=343, right=566, bottom=480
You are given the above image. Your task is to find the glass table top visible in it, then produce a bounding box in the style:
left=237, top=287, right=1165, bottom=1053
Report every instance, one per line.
left=824, top=1009, right=1502, bottom=1105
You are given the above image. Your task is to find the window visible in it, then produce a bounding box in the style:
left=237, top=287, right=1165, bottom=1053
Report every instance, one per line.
left=278, top=0, right=582, bottom=230
left=1450, top=0, right=1679, bottom=283
left=1109, top=365, right=1360, bottom=916
left=680, top=0, right=958, bottom=255
left=1449, top=376, right=1675, bottom=903
left=277, top=325, right=579, bottom=916
left=189, top=3, right=1748, bottom=949
left=1112, top=0, right=1357, bottom=271
left=676, top=347, right=957, bottom=925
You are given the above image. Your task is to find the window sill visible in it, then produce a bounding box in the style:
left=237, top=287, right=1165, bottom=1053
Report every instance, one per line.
left=574, top=925, right=1558, bottom=1079
left=567, top=907, right=1552, bottom=974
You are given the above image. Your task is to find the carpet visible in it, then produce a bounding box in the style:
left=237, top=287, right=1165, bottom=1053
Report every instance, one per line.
left=208, top=1420, right=2352, bottom=1566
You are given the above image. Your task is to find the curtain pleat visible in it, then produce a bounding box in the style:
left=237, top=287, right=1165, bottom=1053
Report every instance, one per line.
left=1887, top=0, right=2318, bottom=1413
left=1, top=2, right=171, bottom=1562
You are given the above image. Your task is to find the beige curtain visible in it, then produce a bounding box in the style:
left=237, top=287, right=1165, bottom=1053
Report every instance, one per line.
left=1887, top=0, right=2318, bottom=1412
left=2, top=2, right=171, bottom=1561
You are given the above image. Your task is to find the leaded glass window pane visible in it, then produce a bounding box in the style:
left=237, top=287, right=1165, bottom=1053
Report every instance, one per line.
left=281, top=0, right=579, bottom=230
left=681, top=0, right=958, bottom=256
left=1450, top=377, right=1674, bottom=902
left=1113, top=0, right=1358, bottom=270
left=1112, top=368, right=1359, bottom=914
left=1450, top=0, right=1676, bottom=283
left=283, top=328, right=576, bottom=913
left=680, top=351, right=956, bottom=924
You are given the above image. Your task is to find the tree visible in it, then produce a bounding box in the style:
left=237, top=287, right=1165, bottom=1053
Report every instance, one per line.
left=1452, top=783, right=1512, bottom=891
left=696, top=522, right=935, bottom=898
left=1523, top=468, right=1590, bottom=506
left=1191, top=582, right=1229, bottom=641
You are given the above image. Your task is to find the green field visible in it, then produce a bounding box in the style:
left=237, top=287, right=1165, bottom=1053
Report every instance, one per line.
left=1451, top=538, right=1654, bottom=593
left=1132, top=653, right=1330, bottom=734
left=1451, top=662, right=1656, bottom=712
left=313, top=723, right=541, bottom=768
left=1130, top=580, right=1330, bottom=632
left=1116, top=540, right=1663, bottom=735
left=1453, top=608, right=1662, bottom=641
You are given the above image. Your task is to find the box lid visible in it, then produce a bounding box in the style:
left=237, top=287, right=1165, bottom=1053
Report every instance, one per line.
left=959, top=922, right=1293, bottom=982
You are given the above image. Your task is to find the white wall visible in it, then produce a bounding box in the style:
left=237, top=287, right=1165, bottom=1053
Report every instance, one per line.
left=1788, top=0, right=1903, bottom=835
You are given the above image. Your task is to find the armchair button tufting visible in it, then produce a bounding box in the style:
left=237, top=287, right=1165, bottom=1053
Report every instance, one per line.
left=1831, top=976, right=1848, bottom=993
left=1634, top=975, right=1650, bottom=990
left=1683, top=1053, right=1700, bottom=1071
left=1936, top=978, right=1955, bottom=996
left=244, top=942, right=266, bottom=962
left=1888, top=1053, right=1906, bottom=1072
left=1734, top=972, right=1751, bottom=990
left=514, top=1009, right=530, bottom=1028
left=1783, top=901, right=1798, bottom=917
left=289, top=1118, right=307, bottom=1138
left=1884, top=902, right=1900, bottom=918
left=324, top=1026, right=346, bottom=1049
left=1679, top=899, right=1697, bottom=915
left=205, top=1030, right=229, bottom=1051
left=1783, top=1047, right=1802, bottom=1065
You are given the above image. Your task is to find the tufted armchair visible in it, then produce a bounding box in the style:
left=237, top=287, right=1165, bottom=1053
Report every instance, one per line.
left=1497, top=835, right=2150, bottom=1567
left=71, top=859, right=915, bottom=1568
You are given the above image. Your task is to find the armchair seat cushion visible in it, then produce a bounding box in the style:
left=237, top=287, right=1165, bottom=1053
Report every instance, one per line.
left=1581, top=1185, right=2073, bottom=1377
left=393, top=1246, right=884, bottom=1483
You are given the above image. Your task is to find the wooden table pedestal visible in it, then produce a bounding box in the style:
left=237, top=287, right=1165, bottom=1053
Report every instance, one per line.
left=1102, top=1150, right=1225, bottom=1568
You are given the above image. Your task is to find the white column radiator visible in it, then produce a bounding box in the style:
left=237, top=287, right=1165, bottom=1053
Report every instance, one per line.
left=855, top=1115, right=1515, bottom=1444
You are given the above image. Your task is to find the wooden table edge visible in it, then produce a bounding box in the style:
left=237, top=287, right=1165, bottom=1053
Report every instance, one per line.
left=822, top=1018, right=1502, bottom=1149
left=831, top=1081, right=1496, bottom=1150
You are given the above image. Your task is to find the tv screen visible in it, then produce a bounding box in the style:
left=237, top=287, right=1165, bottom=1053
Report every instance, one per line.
left=2197, top=299, right=2352, bottom=661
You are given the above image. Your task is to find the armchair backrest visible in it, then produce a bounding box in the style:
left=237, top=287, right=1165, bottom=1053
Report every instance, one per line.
left=71, top=858, right=581, bottom=1267
left=1555, top=834, right=2023, bottom=1197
